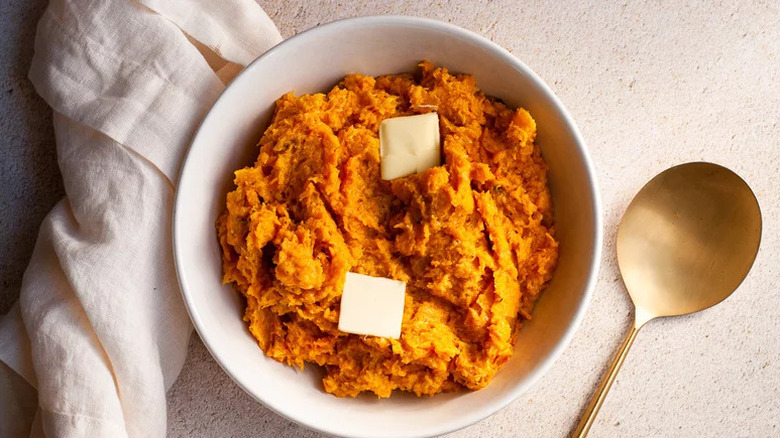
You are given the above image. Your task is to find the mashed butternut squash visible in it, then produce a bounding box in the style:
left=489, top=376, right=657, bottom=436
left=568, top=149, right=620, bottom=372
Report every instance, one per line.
left=216, top=61, right=558, bottom=398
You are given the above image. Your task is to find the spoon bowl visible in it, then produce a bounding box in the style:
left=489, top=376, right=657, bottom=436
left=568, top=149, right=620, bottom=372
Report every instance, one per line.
left=573, top=162, right=762, bottom=437
left=618, top=162, right=762, bottom=322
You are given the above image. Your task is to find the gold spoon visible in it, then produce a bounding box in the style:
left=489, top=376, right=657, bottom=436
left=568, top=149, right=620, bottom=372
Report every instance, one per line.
left=573, top=162, right=762, bottom=437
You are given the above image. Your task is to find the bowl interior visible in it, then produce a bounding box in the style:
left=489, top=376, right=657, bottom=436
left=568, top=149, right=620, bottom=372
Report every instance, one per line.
left=174, top=16, right=600, bottom=438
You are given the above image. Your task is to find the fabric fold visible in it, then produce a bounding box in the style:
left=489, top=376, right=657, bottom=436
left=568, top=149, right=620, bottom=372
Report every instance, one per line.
left=0, top=0, right=283, bottom=436
left=28, top=0, right=226, bottom=182
left=140, top=0, right=283, bottom=66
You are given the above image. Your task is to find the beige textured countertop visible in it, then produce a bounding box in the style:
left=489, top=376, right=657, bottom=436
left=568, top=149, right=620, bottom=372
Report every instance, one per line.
left=2, top=1, right=778, bottom=437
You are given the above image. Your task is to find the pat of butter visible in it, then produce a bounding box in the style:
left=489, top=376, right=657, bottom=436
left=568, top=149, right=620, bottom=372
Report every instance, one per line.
left=338, top=272, right=406, bottom=339
left=379, top=113, right=441, bottom=180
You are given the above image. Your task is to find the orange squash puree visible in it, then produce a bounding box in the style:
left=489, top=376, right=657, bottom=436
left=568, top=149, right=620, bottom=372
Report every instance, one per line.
left=216, top=61, right=558, bottom=398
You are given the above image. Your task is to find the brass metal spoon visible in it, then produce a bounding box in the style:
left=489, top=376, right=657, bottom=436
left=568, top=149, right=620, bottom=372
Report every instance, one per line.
left=573, top=162, right=762, bottom=437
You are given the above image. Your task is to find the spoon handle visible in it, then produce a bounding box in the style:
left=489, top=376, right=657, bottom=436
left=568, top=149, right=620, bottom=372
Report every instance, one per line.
left=572, top=320, right=643, bottom=437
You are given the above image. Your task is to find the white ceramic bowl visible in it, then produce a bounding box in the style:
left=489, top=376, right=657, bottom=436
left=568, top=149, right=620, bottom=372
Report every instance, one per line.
left=174, top=16, right=601, bottom=438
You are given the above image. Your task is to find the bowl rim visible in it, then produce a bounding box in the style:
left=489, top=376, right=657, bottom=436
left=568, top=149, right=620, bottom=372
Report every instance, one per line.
left=173, top=14, right=603, bottom=438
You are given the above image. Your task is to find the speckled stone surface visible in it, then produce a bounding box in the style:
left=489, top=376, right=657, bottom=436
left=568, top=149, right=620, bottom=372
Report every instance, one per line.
left=2, top=1, right=779, bottom=437
left=0, top=0, right=65, bottom=316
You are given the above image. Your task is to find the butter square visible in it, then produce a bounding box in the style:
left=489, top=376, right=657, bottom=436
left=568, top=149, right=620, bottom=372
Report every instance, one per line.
left=379, top=153, right=417, bottom=180
left=379, top=113, right=441, bottom=180
left=415, top=147, right=441, bottom=173
left=338, top=272, right=406, bottom=339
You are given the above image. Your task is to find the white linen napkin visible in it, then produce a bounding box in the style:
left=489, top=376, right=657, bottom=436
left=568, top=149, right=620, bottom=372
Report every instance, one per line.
left=0, top=0, right=282, bottom=436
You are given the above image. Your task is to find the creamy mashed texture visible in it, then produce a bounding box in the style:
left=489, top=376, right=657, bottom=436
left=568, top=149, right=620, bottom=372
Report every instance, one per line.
left=216, top=61, right=559, bottom=398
